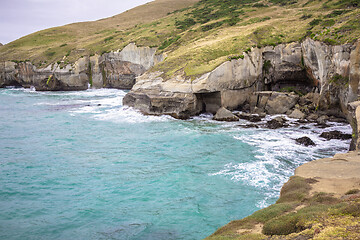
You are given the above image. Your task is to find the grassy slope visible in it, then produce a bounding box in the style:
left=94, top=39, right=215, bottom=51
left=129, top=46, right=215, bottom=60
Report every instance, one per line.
left=0, top=0, right=200, bottom=66
left=0, top=0, right=359, bottom=77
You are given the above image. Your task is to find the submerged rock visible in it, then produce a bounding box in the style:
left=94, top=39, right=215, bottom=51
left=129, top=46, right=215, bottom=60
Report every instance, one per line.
left=296, top=136, right=316, bottom=146
left=213, top=107, right=239, bottom=122
left=320, top=131, right=352, bottom=140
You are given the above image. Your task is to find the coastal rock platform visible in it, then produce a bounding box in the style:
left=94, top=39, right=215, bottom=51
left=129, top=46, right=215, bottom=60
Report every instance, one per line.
left=296, top=151, right=360, bottom=198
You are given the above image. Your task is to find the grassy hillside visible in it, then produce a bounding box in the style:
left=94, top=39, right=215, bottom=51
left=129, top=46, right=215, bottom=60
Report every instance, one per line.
left=0, top=0, right=359, bottom=78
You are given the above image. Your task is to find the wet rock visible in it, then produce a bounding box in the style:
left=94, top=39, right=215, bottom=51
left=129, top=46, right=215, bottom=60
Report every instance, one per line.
left=307, top=113, right=319, bottom=122
left=317, top=115, right=329, bottom=125
left=238, top=124, right=259, bottom=128
left=236, top=113, right=263, bottom=122
left=266, top=116, right=288, bottom=129
left=328, top=116, right=348, bottom=123
left=213, top=107, right=239, bottom=122
left=316, top=123, right=331, bottom=129
left=289, top=109, right=306, bottom=119
left=296, top=136, right=316, bottom=146
left=320, top=131, right=352, bottom=140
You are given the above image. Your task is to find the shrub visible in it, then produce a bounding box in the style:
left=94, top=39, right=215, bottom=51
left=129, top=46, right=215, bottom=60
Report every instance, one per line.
left=329, top=73, right=348, bottom=85
left=228, top=55, right=244, bottom=60
left=276, top=176, right=311, bottom=203
left=60, top=43, right=67, bottom=47
left=325, top=10, right=350, bottom=18
left=250, top=203, right=294, bottom=223
left=309, top=18, right=322, bottom=27
left=263, top=60, right=272, bottom=74
left=345, top=189, right=360, bottom=195
left=253, top=3, right=268, bottom=7
left=158, top=36, right=181, bottom=50
left=104, top=36, right=114, bottom=43
left=226, top=16, right=240, bottom=26
left=175, top=18, right=196, bottom=30
left=269, top=0, right=297, bottom=6
left=323, top=38, right=337, bottom=45
left=322, top=19, right=335, bottom=27
left=263, top=204, right=329, bottom=235
left=262, top=212, right=300, bottom=235
left=338, top=203, right=360, bottom=217
left=201, top=21, right=223, bottom=31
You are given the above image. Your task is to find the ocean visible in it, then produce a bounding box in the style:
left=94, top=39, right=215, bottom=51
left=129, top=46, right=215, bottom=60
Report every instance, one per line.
left=0, top=88, right=351, bottom=240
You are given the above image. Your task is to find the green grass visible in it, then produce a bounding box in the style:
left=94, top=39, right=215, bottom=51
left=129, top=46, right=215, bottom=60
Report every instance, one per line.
left=0, top=0, right=359, bottom=79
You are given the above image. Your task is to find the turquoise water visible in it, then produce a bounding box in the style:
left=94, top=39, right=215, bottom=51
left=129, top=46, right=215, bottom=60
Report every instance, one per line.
left=0, top=88, right=351, bottom=240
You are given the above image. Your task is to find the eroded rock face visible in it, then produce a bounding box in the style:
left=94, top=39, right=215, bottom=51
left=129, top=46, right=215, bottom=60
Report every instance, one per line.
left=302, top=38, right=357, bottom=112
left=124, top=39, right=358, bottom=119
left=248, top=91, right=299, bottom=115
left=0, top=43, right=165, bottom=91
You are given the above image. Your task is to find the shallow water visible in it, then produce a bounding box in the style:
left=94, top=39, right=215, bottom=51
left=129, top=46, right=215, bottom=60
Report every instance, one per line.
left=0, top=88, right=351, bottom=239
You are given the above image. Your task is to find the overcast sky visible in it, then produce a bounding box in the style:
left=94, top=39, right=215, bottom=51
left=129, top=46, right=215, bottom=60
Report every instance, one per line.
left=0, top=0, right=152, bottom=44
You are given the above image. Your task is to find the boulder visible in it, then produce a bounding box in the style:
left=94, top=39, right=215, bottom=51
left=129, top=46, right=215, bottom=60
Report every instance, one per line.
left=317, top=115, right=329, bottom=125
left=213, top=107, right=239, bottom=122
left=265, top=92, right=299, bottom=115
left=123, top=91, right=198, bottom=119
left=289, top=109, right=306, bottom=119
left=296, top=136, right=316, bottom=146
left=266, top=116, right=288, bottom=129
left=320, top=131, right=352, bottom=140
left=307, top=113, right=319, bottom=122
left=236, top=113, right=263, bottom=122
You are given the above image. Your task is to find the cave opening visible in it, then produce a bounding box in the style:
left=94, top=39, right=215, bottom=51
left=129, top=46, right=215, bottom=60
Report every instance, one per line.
left=265, top=70, right=316, bottom=94
left=195, top=91, right=222, bottom=114
left=0, top=80, right=23, bottom=88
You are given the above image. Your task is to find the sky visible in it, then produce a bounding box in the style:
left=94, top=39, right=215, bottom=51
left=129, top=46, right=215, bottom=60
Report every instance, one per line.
left=0, top=0, right=152, bottom=44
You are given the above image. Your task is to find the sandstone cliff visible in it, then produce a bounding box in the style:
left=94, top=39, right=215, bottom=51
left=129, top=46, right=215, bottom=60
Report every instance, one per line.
left=124, top=39, right=360, bottom=119
left=0, top=43, right=165, bottom=91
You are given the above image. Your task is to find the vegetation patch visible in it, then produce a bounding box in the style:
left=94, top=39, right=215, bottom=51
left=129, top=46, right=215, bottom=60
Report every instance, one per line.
left=158, top=36, right=181, bottom=50
left=1, top=0, right=359, bottom=78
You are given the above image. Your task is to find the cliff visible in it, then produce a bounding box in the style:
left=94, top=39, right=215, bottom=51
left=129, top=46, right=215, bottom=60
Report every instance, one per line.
left=123, top=39, right=360, bottom=119
left=0, top=43, right=165, bottom=91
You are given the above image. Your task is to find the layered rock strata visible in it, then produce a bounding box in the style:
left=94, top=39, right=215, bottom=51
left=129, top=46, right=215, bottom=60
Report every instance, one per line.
left=0, top=43, right=165, bottom=91
left=124, top=39, right=360, bottom=120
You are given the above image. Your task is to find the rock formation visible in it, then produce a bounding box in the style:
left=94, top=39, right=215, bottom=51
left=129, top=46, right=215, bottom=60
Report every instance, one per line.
left=124, top=39, right=360, bottom=120
left=0, top=43, right=165, bottom=91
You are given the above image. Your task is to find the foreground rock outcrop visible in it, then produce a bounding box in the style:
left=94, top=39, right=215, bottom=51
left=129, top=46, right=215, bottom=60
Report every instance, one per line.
left=124, top=39, right=360, bottom=120
left=0, top=43, right=165, bottom=91
left=206, top=151, right=360, bottom=240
